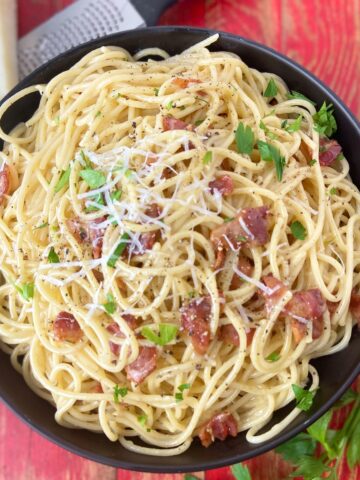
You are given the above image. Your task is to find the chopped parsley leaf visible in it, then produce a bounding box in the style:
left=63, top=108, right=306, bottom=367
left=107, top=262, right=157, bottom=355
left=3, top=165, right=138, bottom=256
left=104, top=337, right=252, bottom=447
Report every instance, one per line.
left=141, top=323, right=178, bottom=346
left=202, top=151, right=212, bottom=165
left=48, top=247, right=60, bottom=263
left=107, top=232, right=130, bottom=268
left=15, top=282, right=34, bottom=302
left=287, top=90, right=316, bottom=105
left=54, top=167, right=71, bottom=193
left=264, top=78, right=278, bottom=97
left=290, top=221, right=307, bottom=240
left=235, top=123, right=254, bottom=155
left=257, top=140, right=286, bottom=181
left=79, top=169, right=106, bottom=189
left=266, top=352, right=280, bottom=362
left=103, top=293, right=116, bottom=314
left=292, top=384, right=316, bottom=411
left=313, top=102, right=337, bottom=137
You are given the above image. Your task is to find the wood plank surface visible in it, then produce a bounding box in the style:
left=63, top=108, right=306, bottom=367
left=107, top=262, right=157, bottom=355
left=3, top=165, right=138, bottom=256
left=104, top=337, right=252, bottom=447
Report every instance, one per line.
left=0, top=1, right=359, bottom=479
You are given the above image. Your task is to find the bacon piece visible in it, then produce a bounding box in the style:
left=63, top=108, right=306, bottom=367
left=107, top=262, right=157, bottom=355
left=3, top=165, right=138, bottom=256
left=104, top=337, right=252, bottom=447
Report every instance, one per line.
left=0, top=165, right=10, bottom=205
left=230, top=254, right=254, bottom=290
left=126, top=346, right=157, bottom=384
left=181, top=295, right=212, bottom=355
left=199, top=412, right=237, bottom=447
left=163, top=115, right=194, bottom=132
left=89, top=216, right=107, bottom=259
left=145, top=203, right=162, bottom=218
left=209, top=175, right=234, bottom=196
left=139, top=230, right=161, bottom=252
left=172, top=77, right=201, bottom=88
left=260, top=275, right=289, bottom=315
left=327, top=300, right=339, bottom=316
left=319, top=138, right=342, bottom=167
left=107, top=315, right=139, bottom=355
left=350, top=290, right=360, bottom=327
left=285, top=289, right=326, bottom=342
left=67, top=216, right=107, bottom=259
left=92, top=382, right=103, bottom=393
left=218, top=324, right=254, bottom=348
left=210, top=206, right=269, bottom=269
left=53, top=311, right=83, bottom=342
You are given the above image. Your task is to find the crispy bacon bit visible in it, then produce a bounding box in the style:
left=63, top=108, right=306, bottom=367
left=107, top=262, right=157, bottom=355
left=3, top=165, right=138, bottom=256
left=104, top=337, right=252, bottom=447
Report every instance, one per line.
left=319, top=138, right=342, bottom=167
left=92, top=269, right=104, bottom=283
left=53, top=311, right=83, bottom=342
left=350, top=289, right=360, bottom=327
left=0, top=165, right=10, bottom=205
left=181, top=295, right=213, bottom=355
left=92, top=382, right=103, bottom=393
left=260, top=275, right=289, bottom=315
left=211, top=206, right=269, bottom=269
left=326, top=300, right=339, bottom=316
left=163, top=115, right=194, bottom=132
left=126, top=346, right=157, bottom=384
left=209, top=175, right=234, bottom=196
left=218, top=324, right=254, bottom=348
left=230, top=254, right=254, bottom=289
left=199, top=412, right=237, bottom=447
left=172, top=77, right=201, bottom=88
left=107, top=315, right=139, bottom=355
left=89, top=216, right=107, bottom=259
left=145, top=203, right=162, bottom=218
left=285, top=289, right=326, bottom=341
left=139, top=231, right=160, bottom=252
left=67, top=216, right=106, bottom=259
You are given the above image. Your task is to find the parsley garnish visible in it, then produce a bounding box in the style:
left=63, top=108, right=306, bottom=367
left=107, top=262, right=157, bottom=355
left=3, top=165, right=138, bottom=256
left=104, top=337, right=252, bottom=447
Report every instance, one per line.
left=287, top=90, right=316, bottom=105
left=290, top=221, right=307, bottom=240
left=85, top=193, right=104, bottom=212
left=329, top=187, right=338, bottom=196
left=264, top=78, right=278, bottom=97
left=266, top=352, right=280, bottom=362
left=292, top=384, right=316, bottom=411
left=275, top=388, right=360, bottom=478
left=15, top=282, right=34, bottom=301
left=235, top=123, right=255, bottom=155
left=48, top=247, right=60, bottom=263
left=103, top=293, right=116, bottom=314
left=80, top=150, right=91, bottom=167
left=284, top=115, right=302, bottom=133
left=313, top=102, right=337, bottom=137
left=175, top=392, right=183, bottom=402
left=113, top=385, right=128, bottom=403
left=194, top=119, right=204, bottom=126
left=80, top=169, right=106, bottom=189
left=178, top=383, right=190, bottom=392
left=231, top=463, right=252, bottom=480
left=154, top=88, right=159, bottom=96
left=138, top=414, right=148, bottom=426
left=33, top=222, right=49, bottom=230
left=259, top=120, right=277, bottom=140
left=54, top=167, right=71, bottom=193
left=309, top=159, right=317, bottom=166
left=107, top=232, right=130, bottom=268
left=95, top=111, right=101, bottom=118
left=166, top=100, right=173, bottom=110
left=257, top=140, right=286, bottom=181
left=202, top=151, right=212, bottom=165
left=141, top=323, right=178, bottom=346
left=110, top=189, right=122, bottom=202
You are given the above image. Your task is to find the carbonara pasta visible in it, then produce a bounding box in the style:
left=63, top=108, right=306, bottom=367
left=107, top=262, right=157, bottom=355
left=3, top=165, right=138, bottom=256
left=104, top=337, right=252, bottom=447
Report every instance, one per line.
left=0, top=35, right=359, bottom=456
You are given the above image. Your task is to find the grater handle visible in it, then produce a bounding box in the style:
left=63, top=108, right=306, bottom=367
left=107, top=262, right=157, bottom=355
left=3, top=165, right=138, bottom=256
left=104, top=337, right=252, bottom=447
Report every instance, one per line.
left=131, top=0, right=176, bottom=25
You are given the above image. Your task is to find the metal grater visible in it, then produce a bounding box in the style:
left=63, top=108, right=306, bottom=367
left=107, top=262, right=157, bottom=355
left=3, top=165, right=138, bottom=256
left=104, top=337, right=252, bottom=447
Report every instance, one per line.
left=18, top=0, right=145, bottom=79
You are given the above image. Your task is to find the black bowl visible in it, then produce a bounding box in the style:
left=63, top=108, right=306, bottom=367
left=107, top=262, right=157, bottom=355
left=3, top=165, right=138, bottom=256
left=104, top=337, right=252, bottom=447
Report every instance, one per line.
left=0, top=27, right=359, bottom=473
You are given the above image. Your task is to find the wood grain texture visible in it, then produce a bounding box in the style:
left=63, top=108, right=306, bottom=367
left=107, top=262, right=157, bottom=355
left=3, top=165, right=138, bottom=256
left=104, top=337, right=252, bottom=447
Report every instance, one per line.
left=0, top=1, right=358, bottom=479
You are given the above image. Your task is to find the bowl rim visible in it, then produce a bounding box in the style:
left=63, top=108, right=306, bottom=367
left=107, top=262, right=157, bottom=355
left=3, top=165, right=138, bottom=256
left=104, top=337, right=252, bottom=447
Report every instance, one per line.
left=0, top=25, right=359, bottom=473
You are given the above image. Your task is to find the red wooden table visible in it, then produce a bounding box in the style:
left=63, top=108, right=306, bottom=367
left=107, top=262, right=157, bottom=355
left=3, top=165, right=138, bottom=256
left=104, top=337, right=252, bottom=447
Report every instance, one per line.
left=1, top=1, right=359, bottom=479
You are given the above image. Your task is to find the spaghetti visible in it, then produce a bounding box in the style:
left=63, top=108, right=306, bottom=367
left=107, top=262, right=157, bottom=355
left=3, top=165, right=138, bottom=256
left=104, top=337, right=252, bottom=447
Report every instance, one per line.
left=0, top=35, right=359, bottom=455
